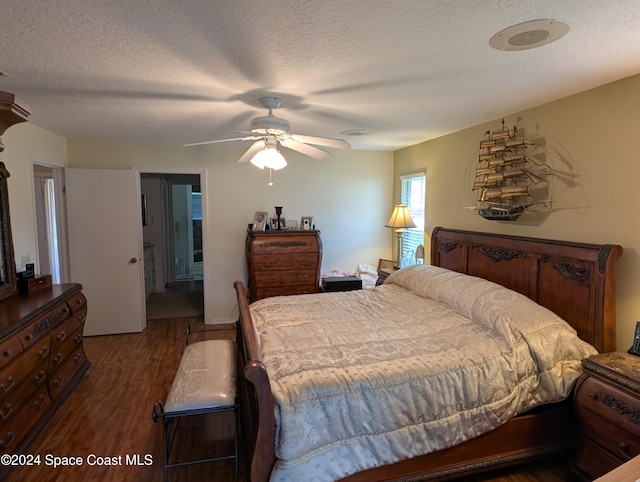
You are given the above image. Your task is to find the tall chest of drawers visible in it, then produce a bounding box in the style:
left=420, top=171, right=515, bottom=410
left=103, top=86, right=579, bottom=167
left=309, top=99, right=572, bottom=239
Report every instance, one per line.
left=246, top=230, right=322, bottom=302
left=0, top=283, right=90, bottom=461
left=573, top=352, right=640, bottom=480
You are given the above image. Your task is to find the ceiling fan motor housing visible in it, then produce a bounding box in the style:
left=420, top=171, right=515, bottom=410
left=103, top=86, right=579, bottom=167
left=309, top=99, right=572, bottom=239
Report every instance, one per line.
left=250, top=115, right=290, bottom=135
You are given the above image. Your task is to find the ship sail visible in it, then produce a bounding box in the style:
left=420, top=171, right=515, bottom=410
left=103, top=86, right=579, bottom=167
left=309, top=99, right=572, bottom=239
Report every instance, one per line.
left=469, top=120, right=552, bottom=221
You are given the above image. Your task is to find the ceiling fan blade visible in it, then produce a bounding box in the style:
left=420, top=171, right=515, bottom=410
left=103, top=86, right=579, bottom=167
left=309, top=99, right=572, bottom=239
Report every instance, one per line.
left=182, top=135, right=261, bottom=147
left=281, top=139, right=331, bottom=160
left=289, top=134, right=351, bottom=150
left=237, top=139, right=266, bottom=163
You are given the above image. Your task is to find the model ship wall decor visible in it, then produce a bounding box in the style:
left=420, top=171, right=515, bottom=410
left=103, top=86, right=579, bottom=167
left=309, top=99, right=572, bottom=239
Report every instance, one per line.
left=468, top=120, right=553, bottom=221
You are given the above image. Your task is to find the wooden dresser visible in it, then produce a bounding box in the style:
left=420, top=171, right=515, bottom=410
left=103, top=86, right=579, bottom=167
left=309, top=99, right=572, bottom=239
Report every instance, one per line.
left=0, top=283, right=90, bottom=459
left=573, top=352, right=640, bottom=480
left=246, top=230, right=322, bottom=301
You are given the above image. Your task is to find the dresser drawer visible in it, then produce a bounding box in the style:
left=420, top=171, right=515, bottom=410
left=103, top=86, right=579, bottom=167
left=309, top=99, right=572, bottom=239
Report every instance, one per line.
left=51, top=310, right=86, bottom=350
left=575, top=436, right=623, bottom=479
left=254, top=269, right=318, bottom=287
left=0, top=387, right=51, bottom=454
left=66, top=291, right=87, bottom=313
left=250, top=235, right=319, bottom=254
left=48, top=347, right=87, bottom=401
left=253, top=253, right=320, bottom=271
left=49, top=327, right=84, bottom=373
left=0, top=337, right=50, bottom=401
left=578, top=407, right=640, bottom=462
left=576, top=376, right=640, bottom=435
left=16, top=301, right=70, bottom=349
left=0, top=335, right=22, bottom=371
left=0, top=361, right=48, bottom=428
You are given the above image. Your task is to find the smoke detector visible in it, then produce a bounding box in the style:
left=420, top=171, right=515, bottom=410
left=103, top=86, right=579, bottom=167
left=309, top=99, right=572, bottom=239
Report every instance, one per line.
left=489, top=19, right=569, bottom=51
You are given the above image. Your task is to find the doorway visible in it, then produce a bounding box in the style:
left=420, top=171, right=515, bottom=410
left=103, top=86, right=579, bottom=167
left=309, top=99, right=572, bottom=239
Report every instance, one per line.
left=33, top=164, right=67, bottom=283
left=140, top=172, right=205, bottom=320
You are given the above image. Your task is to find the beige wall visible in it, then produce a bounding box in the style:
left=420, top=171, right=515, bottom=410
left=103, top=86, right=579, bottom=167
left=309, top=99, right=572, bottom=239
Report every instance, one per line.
left=66, top=140, right=394, bottom=321
left=3, top=123, right=68, bottom=272
left=395, top=73, right=640, bottom=350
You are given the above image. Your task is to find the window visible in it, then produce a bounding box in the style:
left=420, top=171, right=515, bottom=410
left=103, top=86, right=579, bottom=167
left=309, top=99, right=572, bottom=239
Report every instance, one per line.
left=191, top=191, right=203, bottom=263
left=400, top=173, right=426, bottom=267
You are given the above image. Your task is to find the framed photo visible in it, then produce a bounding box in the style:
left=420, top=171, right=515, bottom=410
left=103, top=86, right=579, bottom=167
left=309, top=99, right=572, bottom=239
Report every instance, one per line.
left=270, top=218, right=287, bottom=230
left=301, top=216, right=313, bottom=230
left=253, top=211, right=268, bottom=231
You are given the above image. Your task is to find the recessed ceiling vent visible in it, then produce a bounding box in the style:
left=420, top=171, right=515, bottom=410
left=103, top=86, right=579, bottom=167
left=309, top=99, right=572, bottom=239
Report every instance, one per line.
left=489, top=19, right=569, bottom=51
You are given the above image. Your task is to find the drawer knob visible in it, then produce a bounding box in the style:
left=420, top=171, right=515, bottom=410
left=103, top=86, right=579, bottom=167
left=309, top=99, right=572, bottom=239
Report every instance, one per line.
left=54, top=374, right=65, bottom=387
left=34, top=394, right=46, bottom=408
left=3, top=349, right=12, bottom=358
left=0, top=402, right=12, bottom=421
left=618, top=441, right=632, bottom=460
left=587, top=391, right=597, bottom=400
left=34, top=370, right=46, bottom=385
left=56, top=331, right=67, bottom=343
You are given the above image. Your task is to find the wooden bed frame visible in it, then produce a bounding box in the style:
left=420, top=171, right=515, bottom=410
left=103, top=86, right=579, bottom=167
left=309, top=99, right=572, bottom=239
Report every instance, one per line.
left=234, top=227, right=623, bottom=481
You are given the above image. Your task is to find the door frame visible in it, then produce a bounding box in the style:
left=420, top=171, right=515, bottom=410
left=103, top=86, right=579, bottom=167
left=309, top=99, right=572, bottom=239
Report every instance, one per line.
left=136, top=167, right=208, bottom=321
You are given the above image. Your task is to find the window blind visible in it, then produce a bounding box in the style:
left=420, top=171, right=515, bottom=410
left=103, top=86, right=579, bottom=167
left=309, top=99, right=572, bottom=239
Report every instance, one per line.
left=400, top=173, right=426, bottom=267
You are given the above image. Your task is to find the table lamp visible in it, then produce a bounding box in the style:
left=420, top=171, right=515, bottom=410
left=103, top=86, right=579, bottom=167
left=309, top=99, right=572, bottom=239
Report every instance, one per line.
left=385, top=205, right=416, bottom=268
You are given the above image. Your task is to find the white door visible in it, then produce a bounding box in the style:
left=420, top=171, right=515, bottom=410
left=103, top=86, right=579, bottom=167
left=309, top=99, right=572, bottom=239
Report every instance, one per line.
left=65, top=168, right=145, bottom=336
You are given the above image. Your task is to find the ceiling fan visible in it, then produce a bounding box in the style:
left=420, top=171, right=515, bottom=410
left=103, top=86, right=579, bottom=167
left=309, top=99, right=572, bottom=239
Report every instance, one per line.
left=183, top=96, right=351, bottom=169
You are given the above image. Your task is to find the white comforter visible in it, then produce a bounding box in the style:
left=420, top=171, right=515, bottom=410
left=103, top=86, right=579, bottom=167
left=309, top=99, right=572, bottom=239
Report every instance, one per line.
left=249, top=265, right=597, bottom=482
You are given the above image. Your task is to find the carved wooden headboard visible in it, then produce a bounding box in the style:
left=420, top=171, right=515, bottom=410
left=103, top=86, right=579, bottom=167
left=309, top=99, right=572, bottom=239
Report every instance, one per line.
left=430, top=227, right=623, bottom=353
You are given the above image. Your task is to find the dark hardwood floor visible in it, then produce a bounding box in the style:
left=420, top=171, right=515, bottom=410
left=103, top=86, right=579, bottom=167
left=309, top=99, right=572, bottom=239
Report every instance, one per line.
left=5, top=316, right=577, bottom=482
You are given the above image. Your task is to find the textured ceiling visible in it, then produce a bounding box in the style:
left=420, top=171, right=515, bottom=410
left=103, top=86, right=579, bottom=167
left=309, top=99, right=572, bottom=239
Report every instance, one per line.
left=1, top=0, right=639, bottom=151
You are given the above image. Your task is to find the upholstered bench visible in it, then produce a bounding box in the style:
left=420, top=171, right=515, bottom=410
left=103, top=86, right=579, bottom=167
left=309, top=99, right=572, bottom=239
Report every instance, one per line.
left=153, top=339, right=238, bottom=482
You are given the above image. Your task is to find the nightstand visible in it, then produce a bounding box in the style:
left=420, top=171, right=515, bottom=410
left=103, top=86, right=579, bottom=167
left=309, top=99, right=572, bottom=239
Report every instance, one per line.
left=573, top=352, right=640, bottom=480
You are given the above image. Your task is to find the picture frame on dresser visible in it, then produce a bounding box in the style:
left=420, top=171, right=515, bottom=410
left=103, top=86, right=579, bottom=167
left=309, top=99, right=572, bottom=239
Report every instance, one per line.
left=301, top=216, right=313, bottom=230
left=253, top=211, right=268, bottom=231
left=270, top=217, right=287, bottom=230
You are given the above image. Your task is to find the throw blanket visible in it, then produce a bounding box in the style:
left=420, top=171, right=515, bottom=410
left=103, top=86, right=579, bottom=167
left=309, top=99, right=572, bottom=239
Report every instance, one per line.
left=249, top=265, right=597, bottom=482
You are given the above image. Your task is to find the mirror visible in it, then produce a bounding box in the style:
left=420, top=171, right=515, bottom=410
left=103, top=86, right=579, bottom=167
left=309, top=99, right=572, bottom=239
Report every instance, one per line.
left=0, top=91, right=31, bottom=301
left=0, top=162, right=16, bottom=300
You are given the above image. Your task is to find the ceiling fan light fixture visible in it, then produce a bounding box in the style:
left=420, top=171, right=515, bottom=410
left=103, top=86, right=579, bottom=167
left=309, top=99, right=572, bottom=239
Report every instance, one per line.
left=250, top=115, right=290, bottom=136
left=250, top=147, right=287, bottom=170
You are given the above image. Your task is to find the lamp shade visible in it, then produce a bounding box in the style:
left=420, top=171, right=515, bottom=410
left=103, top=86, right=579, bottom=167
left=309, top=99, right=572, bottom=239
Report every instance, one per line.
left=250, top=147, right=288, bottom=170
left=415, top=244, right=425, bottom=260
left=385, top=205, right=416, bottom=229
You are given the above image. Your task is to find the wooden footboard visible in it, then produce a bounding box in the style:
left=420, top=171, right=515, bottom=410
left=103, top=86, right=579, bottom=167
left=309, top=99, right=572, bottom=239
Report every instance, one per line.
left=234, top=280, right=276, bottom=482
